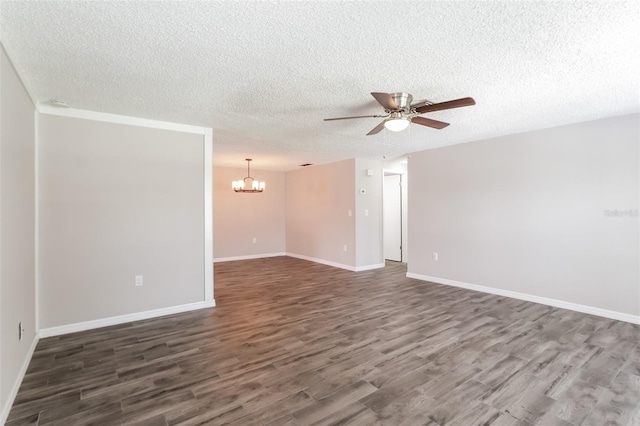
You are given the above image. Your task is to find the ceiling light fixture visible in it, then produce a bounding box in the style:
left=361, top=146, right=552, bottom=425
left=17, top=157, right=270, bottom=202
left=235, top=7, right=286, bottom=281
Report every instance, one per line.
left=383, top=113, right=410, bottom=132
left=232, top=159, right=265, bottom=193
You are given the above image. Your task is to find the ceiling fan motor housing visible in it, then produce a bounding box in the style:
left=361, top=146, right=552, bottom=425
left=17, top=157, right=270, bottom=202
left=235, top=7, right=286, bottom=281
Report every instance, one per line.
left=389, top=92, right=413, bottom=110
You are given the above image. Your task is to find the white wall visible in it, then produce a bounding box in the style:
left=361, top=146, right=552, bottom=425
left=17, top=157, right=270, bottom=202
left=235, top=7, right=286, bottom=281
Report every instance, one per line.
left=408, top=114, right=639, bottom=320
left=286, top=160, right=356, bottom=268
left=38, top=114, right=207, bottom=329
left=213, top=166, right=285, bottom=260
left=355, top=159, right=384, bottom=269
left=0, top=45, right=37, bottom=423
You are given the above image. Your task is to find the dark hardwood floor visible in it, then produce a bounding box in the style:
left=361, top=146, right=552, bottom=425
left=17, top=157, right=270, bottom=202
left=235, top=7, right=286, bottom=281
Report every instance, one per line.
left=6, top=257, right=640, bottom=425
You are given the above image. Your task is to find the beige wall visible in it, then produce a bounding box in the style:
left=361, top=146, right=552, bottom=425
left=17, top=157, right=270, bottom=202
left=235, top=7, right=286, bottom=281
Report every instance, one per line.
left=217, top=158, right=386, bottom=270
left=408, top=114, right=639, bottom=318
left=38, top=114, right=206, bottom=328
left=0, top=46, right=36, bottom=420
left=213, top=166, right=285, bottom=259
left=355, top=159, right=384, bottom=268
left=286, top=160, right=356, bottom=268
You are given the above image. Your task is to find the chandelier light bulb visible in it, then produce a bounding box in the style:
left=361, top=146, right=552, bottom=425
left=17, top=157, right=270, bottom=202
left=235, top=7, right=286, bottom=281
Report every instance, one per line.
left=232, top=159, right=265, bottom=193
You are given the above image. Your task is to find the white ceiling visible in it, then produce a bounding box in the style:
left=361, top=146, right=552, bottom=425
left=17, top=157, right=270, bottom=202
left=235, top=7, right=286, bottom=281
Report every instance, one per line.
left=1, top=1, right=638, bottom=171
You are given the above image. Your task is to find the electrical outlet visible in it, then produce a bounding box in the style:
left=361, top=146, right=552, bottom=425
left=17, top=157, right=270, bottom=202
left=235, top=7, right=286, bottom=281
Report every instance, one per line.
left=18, top=322, right=23, bottom=341
left=252, top=237, right=257, bottom=243
left=135, top=275, right=143, bottom=286
left=348, top=210, right=352, bottom=217
left=433, top=252, right=439, bottom=261
left=364, top=209, right=369, bottom=216
left=343, top=244, right=347, bottom=252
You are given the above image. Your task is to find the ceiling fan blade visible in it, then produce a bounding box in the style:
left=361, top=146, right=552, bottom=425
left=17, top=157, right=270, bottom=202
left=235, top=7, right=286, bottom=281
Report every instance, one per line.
left=411, top=116, right=450, bottom=129
left=324, top=115, right=384, bottom=121
left=371, top=92, right=399, bottom=110
left=366, top=121, right=386, bottom=136
left=415, top=97, right=476, bottom=114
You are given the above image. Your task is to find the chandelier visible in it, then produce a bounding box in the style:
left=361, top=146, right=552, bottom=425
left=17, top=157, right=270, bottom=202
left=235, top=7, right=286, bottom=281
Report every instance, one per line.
left=232, top=159, right=265, bottom=193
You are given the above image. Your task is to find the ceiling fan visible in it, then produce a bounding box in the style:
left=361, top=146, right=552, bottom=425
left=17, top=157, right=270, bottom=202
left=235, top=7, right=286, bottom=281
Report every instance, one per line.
left=324, top=92, right=475, bottom=135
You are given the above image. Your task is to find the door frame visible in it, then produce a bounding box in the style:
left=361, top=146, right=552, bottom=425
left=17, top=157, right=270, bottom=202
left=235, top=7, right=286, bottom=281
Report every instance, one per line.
left=382, top=169, right=407, bottom=263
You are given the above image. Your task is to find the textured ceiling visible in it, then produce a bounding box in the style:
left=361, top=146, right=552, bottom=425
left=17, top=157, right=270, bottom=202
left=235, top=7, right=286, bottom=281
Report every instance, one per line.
left=1, top=1, right=639, bottom=171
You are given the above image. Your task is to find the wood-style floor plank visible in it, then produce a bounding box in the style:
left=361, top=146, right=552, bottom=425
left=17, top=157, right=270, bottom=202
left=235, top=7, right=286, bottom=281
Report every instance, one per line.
left=6, top=257, right=640, bottom=425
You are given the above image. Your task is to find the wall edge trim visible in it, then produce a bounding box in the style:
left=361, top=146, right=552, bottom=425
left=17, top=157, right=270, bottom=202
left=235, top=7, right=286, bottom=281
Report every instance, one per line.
left=34, top=111, right=40, bottom=333
left=37, top=105, right=210, bottom=135
left=39, top=300, right=216, bottom=338
left=214, top=253, right=286, bottom=263
left=406, top=272, right=640, bottom=325
left=1, top=334, right=39, bottom=425
left=204, top=133, right=214, bottom=301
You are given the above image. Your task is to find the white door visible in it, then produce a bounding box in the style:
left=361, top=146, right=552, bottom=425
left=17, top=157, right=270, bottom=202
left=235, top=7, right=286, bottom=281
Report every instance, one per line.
left=384, top=174, right=402, bottom=261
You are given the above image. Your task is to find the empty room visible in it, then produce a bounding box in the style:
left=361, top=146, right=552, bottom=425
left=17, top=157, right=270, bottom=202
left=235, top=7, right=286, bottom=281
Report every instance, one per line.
left=0, top=1, right=638, bottom=425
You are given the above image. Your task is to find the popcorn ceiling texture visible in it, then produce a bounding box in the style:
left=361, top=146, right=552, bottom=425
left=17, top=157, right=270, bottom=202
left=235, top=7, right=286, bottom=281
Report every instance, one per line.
left=1, top=1, right=638, bottom=171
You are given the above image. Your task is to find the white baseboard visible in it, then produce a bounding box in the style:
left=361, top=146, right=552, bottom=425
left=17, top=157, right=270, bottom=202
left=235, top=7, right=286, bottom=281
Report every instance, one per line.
left=1, top=333, right=39, bottom=425
left=213, top=252, right=286, bottom=263
left=285, top=253, right=384, bottom=272
left=286, top=252, right=357, bottom=271
left=355, top=263, right=386, bottom=272
left=39, top=300, right=216, bottom=338
left=406, top=272, right=640, bottom=325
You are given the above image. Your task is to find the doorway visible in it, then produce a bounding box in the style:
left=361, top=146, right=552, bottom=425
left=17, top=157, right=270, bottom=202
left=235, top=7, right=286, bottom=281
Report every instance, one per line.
left=383, top=173, right=404, bottom=262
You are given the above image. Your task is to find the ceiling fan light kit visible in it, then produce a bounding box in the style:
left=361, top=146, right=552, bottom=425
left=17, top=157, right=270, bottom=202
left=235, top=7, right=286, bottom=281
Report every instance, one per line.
left=324, top=92, right=475, bottom=135
left=384, top=112, right=410, bottom=132
left=232, top=159, right=265, bottom=193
